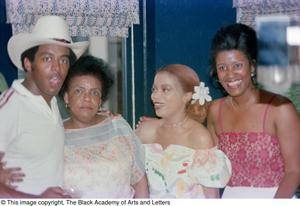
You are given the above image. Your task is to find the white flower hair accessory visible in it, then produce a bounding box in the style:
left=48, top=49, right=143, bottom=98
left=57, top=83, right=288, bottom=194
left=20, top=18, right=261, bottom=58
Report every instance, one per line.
left=191, top=82, right=212, bottom=105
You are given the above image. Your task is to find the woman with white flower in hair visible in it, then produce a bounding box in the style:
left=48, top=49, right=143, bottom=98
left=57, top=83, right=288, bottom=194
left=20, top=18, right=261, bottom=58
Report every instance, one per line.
left=135, top=64, right=231, bottom=198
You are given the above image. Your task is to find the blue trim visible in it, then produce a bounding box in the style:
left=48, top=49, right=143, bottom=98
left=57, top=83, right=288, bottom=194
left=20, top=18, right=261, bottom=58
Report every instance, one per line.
left=122, top=36, right=132, bottom=124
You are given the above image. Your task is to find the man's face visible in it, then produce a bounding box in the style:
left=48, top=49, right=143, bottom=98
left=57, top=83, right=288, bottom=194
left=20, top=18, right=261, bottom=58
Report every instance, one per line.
left=24, top=44, right=70, bottom=103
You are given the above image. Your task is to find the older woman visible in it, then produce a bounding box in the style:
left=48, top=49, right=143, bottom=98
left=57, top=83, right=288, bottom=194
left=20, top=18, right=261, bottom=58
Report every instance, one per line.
left=61, top=55, right=148, bottom=198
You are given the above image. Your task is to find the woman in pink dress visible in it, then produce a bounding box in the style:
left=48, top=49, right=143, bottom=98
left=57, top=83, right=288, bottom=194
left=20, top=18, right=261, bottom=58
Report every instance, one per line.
left=207, top=23, right=300, bottom=198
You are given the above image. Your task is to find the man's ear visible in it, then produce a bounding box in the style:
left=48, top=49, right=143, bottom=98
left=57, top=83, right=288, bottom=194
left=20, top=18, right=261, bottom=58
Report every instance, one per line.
left=23, top=57, right=32, bottom=72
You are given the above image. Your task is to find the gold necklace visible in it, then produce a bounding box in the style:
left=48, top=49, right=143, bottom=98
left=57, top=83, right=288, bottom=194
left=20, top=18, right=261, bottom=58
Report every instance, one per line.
left=228, top=88, right=260, bottom=111
left=229, top=97, right=241, bottom=111
left=229, top=96, right=256, bottom=111
left=162, top=116, right=188, bottom=128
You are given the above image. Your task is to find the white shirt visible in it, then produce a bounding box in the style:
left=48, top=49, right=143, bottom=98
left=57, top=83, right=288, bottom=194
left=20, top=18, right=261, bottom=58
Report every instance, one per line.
left=0, top=79, right=64, bottom=195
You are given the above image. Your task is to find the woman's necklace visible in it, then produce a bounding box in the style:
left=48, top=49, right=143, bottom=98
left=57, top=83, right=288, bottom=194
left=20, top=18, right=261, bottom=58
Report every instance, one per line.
left=229, top=97, right=242, bottom=111
left=162, top=115, right=188, bottom=128
left=229, top=93, right=258, bottom=112
left=228, top=88, right=260, bottom=112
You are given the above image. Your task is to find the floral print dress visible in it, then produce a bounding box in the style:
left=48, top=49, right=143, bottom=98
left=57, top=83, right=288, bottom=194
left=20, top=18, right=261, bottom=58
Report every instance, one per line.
left=145, top=144, right=231, bottom=198
left=217, top=97, right=285, bottom=198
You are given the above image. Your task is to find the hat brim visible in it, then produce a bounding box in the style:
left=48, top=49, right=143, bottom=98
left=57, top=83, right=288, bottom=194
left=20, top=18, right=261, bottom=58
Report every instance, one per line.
left=7, top=33, right=89, bottom=70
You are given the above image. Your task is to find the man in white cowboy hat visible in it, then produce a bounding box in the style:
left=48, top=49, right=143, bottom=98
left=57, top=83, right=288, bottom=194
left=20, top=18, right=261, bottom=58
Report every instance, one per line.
left=0, top=15, right=88, bottom=197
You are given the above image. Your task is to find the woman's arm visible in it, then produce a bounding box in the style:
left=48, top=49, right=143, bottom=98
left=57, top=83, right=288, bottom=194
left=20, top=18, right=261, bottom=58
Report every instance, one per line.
left=274, top=100, right=300, bottom=198
left=132, top=175, right=149, bottom=198
left=0, top=185, right=71, bottom=198
left=207, top=101, right=220, bottom=145
left=0, top=152, right=25, bottom=190
left=203, top=187, right=220, bottom=198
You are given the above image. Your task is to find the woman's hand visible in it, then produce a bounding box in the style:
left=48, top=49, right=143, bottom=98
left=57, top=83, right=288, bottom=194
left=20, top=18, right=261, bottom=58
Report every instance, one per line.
left=136, top=116, right=153, bottom=129
left=0, top=152, right=25, bottom=189
left=40, top=187, right=72, bottom=198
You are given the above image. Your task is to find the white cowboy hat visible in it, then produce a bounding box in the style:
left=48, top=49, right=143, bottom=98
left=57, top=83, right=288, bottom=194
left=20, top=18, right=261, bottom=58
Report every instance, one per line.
left=7, top=15, right=89, bottom=70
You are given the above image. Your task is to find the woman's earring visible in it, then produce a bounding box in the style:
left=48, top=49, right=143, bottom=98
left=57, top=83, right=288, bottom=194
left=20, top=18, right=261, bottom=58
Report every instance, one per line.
left=250, top=72, right=257, bottom=85
left=65, top=103, right=69, bottom=109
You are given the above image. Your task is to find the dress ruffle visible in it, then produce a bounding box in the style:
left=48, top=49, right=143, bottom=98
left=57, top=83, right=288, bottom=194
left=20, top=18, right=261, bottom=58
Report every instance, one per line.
left=145, top=144, right=231, bottom=198
left=190, top=147, right=232, bottom=188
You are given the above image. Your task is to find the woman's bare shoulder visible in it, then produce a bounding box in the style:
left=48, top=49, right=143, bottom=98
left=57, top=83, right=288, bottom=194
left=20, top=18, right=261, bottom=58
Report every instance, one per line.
left=188, top=120, right=215, bottom=150
left=260, top=89, right=299, bottom=125
left=209, top=97, right=225, bottom=112
left=260, top=90, right=291, bottom=105
left=208, top=97, right=226, bottom=121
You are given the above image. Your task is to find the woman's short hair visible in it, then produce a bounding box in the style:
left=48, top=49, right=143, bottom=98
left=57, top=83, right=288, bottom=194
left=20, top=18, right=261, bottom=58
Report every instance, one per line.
left=61, top=55, right=114, bottom=102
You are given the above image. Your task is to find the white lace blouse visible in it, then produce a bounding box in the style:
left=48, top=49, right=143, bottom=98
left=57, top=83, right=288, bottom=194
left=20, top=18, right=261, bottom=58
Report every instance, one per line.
left=63, top=114, right=145, bottom=198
